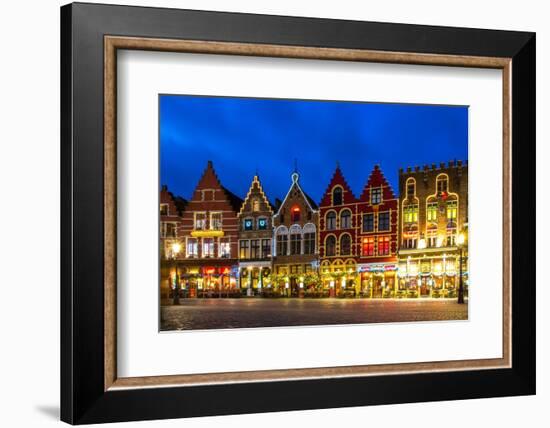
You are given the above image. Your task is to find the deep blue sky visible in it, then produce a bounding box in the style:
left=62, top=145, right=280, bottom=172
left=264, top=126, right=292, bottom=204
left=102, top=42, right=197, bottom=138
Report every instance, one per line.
left=160, top=95, right=468, bottom=203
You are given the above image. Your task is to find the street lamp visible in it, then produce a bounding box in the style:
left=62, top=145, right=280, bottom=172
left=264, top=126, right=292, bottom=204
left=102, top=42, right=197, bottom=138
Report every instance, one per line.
left=171, top=242, right=181, bottom=305
left=456, top=233, right=466, bottom=304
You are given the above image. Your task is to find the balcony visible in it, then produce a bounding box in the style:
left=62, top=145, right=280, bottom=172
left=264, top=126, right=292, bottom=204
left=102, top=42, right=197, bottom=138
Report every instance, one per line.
left=191, top=229, right=225, bottom=238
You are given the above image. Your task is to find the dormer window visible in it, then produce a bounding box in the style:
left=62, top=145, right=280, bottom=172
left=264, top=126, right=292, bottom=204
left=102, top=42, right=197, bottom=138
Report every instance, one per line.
left=437, top=175, right=449, bottom=194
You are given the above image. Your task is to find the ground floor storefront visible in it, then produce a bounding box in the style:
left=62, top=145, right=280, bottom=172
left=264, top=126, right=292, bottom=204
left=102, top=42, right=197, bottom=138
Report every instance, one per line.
left=397, top=254, right=469, bottom=298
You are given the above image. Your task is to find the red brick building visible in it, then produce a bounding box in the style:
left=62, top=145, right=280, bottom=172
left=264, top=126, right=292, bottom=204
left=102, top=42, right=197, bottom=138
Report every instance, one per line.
left=357, top=165, right=399, bottom=297
left=318, top=164, right=358, bottom=294
left=162, top=161, right=243, bottom=297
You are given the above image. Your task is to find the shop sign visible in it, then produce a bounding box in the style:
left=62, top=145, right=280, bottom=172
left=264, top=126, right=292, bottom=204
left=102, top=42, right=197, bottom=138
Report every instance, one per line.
left=359, top=264, right=398, bottom=273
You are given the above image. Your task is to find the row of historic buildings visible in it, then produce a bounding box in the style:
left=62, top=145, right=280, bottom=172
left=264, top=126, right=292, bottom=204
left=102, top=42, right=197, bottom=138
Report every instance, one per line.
left=160, top=160, right=468, bottom=299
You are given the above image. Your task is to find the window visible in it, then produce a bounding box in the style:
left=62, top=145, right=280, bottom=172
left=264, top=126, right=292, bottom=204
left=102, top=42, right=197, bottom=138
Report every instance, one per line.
left=243, top=218, right=254, bottom=231
left=333, top=187, right=343, bottom=205
left=160, top=204, right=168, bottom=216
left=290, top=233, right=301, bottom=255
left=340, top=234, right=351, bottom=255
left=404, top=204, right=418, bottom=223
left=250, top=239, right=260, bottom=258
left=362, top=213, right=374, bottom=232
left=325, top=236, right=336, bottom=256
left=446, top=200, right=458, bottom=223
left=378, top=236, right=390, bottom=255
left=406, top=178, right=416, bottom=197
left=437, top=175, right=448, bottom=194
left=340, top=210, right=351, bottom=229
left=427, top=202, right=438, bottom=222
left=203, top=238, right=215, bottom=257
left=195, top=213, right=206, bottom=230
left=446, top=229, right=456, bottom=247
left=261, top=239, right=271, bottom=258
left=291, top=206, right=301, bottom=222
left=219, top=238, right=230, bottom=258
left=326, top=212, right=336, bottom=230
left=239, top=240, right=250, bottom=259
left=303, top=224, right=316, bottom=255
left=258, top=217, right=268, bottom=230
left=276, top=230, right=288, bottom=256
left=426, top=228, right=438, bottom=247
left=362, top=237, right=375, bottom=256
left=371, top=187, right=382, bottom=204
left=186, top=238, right=198, bottom=258
left=210, top=212, right=222, bottom=230
left=378, top=212, right=390, bottom=231
left=252, top=198, right=260, bottom=212
left=161, top=222, right=177, bottom=238
left=303, top=232, right=315, bottom=255
left=403, top=233, right=418, bottom=249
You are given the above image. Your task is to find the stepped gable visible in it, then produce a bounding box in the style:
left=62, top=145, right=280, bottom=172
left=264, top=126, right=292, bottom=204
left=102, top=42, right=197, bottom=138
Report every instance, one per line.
left=319, top=164, right=357, bottom=206
left=359, top=164, right=396, bottom=202
left=239, top=174, right=275, bottom=216
left=189, top=160, right=243, bottom=210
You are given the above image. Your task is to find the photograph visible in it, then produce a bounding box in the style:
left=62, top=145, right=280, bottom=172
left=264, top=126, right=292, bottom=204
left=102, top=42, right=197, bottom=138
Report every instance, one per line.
left=159, top=95, right=469, bottom=331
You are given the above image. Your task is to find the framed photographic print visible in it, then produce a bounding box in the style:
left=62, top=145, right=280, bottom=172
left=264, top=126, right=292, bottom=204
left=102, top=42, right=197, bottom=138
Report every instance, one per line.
left=61, top=2, right=535, bottom=424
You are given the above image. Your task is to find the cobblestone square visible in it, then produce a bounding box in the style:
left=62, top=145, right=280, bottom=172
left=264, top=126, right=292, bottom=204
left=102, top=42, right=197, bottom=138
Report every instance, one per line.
left=160, top=298, right=468, bottom=331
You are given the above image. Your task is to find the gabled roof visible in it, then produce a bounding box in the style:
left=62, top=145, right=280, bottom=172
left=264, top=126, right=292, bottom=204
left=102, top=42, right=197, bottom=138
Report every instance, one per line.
left=359, top=164, right=397, bottom=201
left=222, top=186, right=245, bottom=213
left=319, top=164, right=357, bottom=207
left=238, top=175, right=275, bottom=216
left=274, top=172, right=318, bottom=216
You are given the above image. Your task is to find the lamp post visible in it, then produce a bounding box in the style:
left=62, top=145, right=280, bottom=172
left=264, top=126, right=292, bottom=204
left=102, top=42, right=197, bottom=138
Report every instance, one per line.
left=457, top=233, right=466, bottom=304
left=171, top=242, right=181, bottom=305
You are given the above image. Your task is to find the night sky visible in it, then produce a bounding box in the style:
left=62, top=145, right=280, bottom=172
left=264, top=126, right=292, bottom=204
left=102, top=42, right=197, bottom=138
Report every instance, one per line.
left=160, top=95, right=468, bottom=203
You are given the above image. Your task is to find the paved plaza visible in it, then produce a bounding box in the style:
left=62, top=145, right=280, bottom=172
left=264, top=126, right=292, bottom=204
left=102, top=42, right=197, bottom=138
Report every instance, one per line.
left=160, top=298, right=468, bottom=331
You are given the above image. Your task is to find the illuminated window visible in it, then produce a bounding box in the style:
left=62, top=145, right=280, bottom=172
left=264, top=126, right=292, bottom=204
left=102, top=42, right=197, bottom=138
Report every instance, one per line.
left=291, top=206, right=301, bottom=222
left=210, top=212, right=222, bottom=230
left=378, top=236, right=390, bottom=255
left=239, top=240, right=250, bottom=259
left=203, top=238, right=215, bottom=258
left=371, top=188, right=382, bottom=205
left=404, top=204, right=418, bottom=223
left=362, top=237, right=375, bottom=256
left=340, top=210, right=352, bottom=228
left=378, top=212, right=390, bottom=231
left=161, top=222, right=177, bottom=238
left=426, top=228, right=438, bottom=247
left=252, top=198, right=260, bottom=212
left=326, top=212, right=336, bottom=230
left=258, top=217, right=268, bottom=230
left=160, top=204, right=168, bottom=216
left=446, top=200, right=458, bottom=223
left=186, top=238, right=198, bottom=258
left=340, top=234, right=351, bottom=255
left=243, top=218, right=254, bottom=231
left=195, top=212, right=206, bottom=230
left=427, top=202, right=438, bottom=222
left=219, top=238, right=230, bottom=258
left=325, top=236, right=336, bottom=256
left=363, top=213, right=374, bottom=232
left=333, top=187, right=343, bottom=206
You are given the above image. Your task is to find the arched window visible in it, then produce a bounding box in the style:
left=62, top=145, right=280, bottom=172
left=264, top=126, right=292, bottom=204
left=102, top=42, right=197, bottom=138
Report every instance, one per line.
left=275, top=226, right=288, bottom=256
left=340, top=209, right=352, bottom=229
left=303, top=223, right=316, bottom=255
left=290, top=224, right=302, bottom=255
left=340, top=234, right=351, bottom=255
left=332, top=187, right=343, bottom=206
left=291, top=205, right=301, bottom=222
left=406, top=178, right=416, bottom=198
left=436, top=174, right=449, bottom=194
left=326, top=211, right=336, bottom=230
left=325, top=235, right=336, bottom=257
